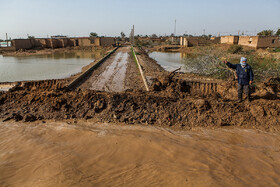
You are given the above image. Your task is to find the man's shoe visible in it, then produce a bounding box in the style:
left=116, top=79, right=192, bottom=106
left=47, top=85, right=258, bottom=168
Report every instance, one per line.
left=247, top=95, right=251, bottom=102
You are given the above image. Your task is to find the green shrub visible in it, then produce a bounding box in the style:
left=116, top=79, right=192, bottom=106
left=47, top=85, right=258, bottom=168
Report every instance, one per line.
left=273, top=47, right=280, bottom=52
left=228, top=45, right=243, bottom=54
left=246, top=56, right=280, bottom=82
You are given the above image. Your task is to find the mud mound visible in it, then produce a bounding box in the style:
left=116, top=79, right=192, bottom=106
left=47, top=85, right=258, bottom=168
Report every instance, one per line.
left=151, top=75, right=220, bottom=98
left=8, top=79, right=67, bottom=92
left=251, top=77, right=280, bottom=100
left=1, top=84, right=279, bottom=131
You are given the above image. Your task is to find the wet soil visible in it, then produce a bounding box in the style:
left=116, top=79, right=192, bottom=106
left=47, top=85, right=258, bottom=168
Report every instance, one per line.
left=0, top=76, right=279, bottom=132
left=78, top=46, right=145, bottom=92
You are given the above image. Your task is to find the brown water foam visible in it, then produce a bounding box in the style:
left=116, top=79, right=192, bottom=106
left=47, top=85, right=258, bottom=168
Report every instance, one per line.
left=0, top=121, right=280, bottom=186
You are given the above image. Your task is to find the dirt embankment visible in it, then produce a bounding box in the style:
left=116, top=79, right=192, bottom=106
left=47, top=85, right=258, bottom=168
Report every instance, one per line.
left=0, top=75, right=279, bottom=132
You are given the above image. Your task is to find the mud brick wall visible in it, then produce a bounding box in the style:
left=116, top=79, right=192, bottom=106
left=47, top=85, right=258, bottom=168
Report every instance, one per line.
left=180, top=37, right=218, bottom=47
left=50, top=39, right=58, bottom=48
left=257, top=36, right=280, bottom=48
left=238, top=36, right=258, bottom=48
left=56, top=39, right=64, bottom=48
left=186, top=38, right=199, bottom=47
left=12, top=39, right=32, bottom=50
left=78, top=38, right=95, bottom=47
left=99, top=37, right=116, bottom=47
left=44, top=39, right=52, bottom=48
left=220, top=36, right=239, bottom=44
left=30, top=39, right=43, bottom=48
left=69, top=39, right=76, bottom=47
left=210, top=37, right=220, bottom=44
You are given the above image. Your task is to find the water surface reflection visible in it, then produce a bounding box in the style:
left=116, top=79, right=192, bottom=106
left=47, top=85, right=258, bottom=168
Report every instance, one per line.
left=0, top=51, right=103, bottom=82
left=149, top=52, right=197, bottom=72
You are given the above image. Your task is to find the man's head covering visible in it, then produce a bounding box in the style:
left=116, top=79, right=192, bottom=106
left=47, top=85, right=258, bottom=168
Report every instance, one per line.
left=240, top=57, right=247, bottom=67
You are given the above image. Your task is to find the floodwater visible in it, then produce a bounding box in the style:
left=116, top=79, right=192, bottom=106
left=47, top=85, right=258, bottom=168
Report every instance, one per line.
left=149, top=52, right=196, bottom=72
left=0, top=121, right=280, bottom=186
left=0, top=51, right=100, bottom=82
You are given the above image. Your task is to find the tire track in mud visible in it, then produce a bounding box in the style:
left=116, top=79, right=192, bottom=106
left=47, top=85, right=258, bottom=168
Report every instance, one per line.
left=79, top=47, right=138, bottom=92
left=91, top=52, right=129, bottom=92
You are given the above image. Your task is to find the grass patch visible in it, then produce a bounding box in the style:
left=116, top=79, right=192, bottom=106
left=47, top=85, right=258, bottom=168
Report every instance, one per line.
left=274, top=47, right=280, bottom=52
left=227, top=45, right=243, bottom=54
left=182, top=47, right=280, bottom=82
left=131, top=47, right=139, bottom=70
left=246, top=56, right=280, bottom=82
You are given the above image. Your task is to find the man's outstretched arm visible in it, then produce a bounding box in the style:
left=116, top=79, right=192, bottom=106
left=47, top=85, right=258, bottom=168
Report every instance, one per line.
left=223, top=61, right=237, bottom=69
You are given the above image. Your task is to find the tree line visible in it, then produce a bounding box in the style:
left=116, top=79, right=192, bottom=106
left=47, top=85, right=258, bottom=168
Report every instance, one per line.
left=257, top=29, right=280, bottom=36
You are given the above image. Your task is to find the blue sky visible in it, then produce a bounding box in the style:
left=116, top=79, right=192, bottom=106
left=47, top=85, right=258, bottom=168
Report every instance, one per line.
left=0, top=0, right=279, bottom=39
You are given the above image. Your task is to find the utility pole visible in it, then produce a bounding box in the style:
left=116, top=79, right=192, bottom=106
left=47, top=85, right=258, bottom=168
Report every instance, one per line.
left=132, top=25, right=135, bottom=46
left=203, top=29, right=205, bottom=36
left=6, top=33, right=8, bottom=46
left=174, top=19, right=176, bottom=36
left=130, top=25, right=135, bottom=46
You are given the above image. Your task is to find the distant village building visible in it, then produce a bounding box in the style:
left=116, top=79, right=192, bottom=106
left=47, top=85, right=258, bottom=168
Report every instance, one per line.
left=238, top=36, right=280, bottom=48
left=220, top=36, right=239, bottom=45
left=8, top=37, right=116, bottom=50
left=180, top=36, right=220, bottom=47
left=221, top=35, right=280, bottom=48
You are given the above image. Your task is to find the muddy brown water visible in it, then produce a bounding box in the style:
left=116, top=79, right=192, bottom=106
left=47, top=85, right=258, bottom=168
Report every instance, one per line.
left=0, top=121, right=279, bottom=186
left=0, top=51, right=99, bottom=82
left=149, top=52, right=194, bottom=72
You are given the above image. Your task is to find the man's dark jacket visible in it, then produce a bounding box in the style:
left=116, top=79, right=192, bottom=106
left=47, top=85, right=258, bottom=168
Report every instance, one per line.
left=226, top=62, right=254, bottom=85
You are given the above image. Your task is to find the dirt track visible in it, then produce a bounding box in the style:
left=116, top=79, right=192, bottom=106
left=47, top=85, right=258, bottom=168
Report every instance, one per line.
left=78, top=46, right=145, bottom=92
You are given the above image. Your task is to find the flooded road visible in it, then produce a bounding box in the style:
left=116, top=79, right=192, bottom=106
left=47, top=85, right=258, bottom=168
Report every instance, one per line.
left=0, top=51, right=100, bottom=82
left=90, top=50, right=129, bottom=92
left=0, top=121, right=280, bottom=186
left=79, top=46, right=141, bottom=92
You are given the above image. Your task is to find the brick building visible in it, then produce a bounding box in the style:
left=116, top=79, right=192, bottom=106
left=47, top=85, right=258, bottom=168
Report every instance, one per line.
left=180, top=36, right=220, bottom=47
left=10, top=37, right=116, bottom=50
left=221, top=35, right=280, bottom=48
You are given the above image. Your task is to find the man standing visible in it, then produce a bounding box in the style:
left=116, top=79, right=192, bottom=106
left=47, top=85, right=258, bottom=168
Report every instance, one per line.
left=224, top=57, right=254, bottom=102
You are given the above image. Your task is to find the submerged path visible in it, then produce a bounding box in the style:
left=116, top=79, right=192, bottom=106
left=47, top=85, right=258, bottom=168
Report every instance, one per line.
left=78, top=46, right=144, bottom=92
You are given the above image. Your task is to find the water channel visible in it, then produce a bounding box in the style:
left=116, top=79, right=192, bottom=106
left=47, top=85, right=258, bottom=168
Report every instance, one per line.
left=0, top=51, right=103, bottom=82
left=149, top=51, right=196, bottom=72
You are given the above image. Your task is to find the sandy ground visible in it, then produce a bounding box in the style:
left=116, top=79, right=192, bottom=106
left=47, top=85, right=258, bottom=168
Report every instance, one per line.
left=0, top=120, right=280, bottom=187
left=78, top=46, right=145, bottom=92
